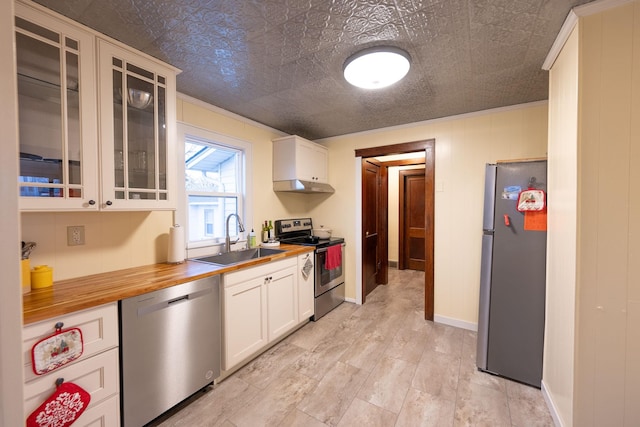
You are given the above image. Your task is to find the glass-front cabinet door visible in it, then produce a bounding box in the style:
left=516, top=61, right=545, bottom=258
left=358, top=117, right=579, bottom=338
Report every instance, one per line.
left=98, top=40, right=177, bottom=210
left=15, top=3, right=98, bottom=211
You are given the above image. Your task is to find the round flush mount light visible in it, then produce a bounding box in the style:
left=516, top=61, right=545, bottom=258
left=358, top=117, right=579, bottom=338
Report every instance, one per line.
left=343, top=46, right=411, bottom=89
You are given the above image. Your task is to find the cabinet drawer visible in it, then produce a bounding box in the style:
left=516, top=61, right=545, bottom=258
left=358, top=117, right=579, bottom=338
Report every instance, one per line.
left=224, top=257, right=296, bottom=287
left=23, top=303, right=118, bottom=382
left=24, top=348, right=119, bottom=416
left=69, top=393, right=120, bottom=427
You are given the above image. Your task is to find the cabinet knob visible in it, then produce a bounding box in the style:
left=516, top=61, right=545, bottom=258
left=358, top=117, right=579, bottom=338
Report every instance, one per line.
left=88, top=199, right=96, bottom=205
left=105, top=200, right=113, bottom=206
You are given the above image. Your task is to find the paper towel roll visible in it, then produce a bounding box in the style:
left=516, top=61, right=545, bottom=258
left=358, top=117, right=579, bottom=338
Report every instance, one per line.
left=167, top=224, right=185, bottom=264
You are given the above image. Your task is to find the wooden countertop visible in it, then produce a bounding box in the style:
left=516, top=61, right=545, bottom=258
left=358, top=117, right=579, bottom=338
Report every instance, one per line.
left=23, top=244, right=314, bottom=325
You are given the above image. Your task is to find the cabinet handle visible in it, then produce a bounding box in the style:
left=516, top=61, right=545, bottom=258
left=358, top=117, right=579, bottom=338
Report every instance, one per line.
left=88, top=200, right=96, bottom=205
left=105, top=200, right=113, bottom=206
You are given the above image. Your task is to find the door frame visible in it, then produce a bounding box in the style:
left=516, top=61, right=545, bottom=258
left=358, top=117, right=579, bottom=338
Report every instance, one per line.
left=355, top=139, right=435, bottom=320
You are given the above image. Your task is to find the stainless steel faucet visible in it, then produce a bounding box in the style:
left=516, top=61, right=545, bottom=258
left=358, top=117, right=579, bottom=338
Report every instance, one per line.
left=225, top=213, right=245, bottom=252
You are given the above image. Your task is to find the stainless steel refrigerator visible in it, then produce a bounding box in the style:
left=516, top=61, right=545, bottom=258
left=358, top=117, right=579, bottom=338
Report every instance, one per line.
left=476, top=160, right=547, bottom=388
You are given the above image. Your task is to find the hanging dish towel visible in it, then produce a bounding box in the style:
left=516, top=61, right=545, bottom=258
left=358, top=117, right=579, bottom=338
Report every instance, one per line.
left=325, top=245, right=342, bottom=270
left=301, top=256, right=313, bottom=279
left=27, top=379, right=91, bottom=427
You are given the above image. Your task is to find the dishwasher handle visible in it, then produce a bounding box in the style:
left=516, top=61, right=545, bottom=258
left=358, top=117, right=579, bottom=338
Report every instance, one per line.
left=168, top=295, right=189, bottom=305
left=136, top=287, right=211, bottom=317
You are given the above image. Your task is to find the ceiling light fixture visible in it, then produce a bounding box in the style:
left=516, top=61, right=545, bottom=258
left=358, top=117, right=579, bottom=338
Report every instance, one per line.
left=343, top=46, right=411, bottom=89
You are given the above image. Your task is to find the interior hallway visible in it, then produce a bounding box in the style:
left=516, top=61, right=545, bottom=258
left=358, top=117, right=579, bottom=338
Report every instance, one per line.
left=151, top=268, right=553, bottom=426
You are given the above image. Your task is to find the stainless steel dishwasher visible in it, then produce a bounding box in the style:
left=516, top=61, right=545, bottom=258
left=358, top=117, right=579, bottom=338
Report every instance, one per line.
left=120, top=276, right=220, bottom=427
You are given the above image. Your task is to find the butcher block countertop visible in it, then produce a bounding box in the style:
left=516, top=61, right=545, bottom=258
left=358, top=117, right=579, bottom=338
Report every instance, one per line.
left=23, top=244, right=313, bottom=325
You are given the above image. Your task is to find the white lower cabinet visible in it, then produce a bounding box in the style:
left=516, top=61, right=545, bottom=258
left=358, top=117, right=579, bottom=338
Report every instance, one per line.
left=267, top=264, right=298, bottom=341
left=223, top=256, right=309, bottom=372
left=223, top=275, right=268, bottom=369
left=22, top=303, right=120, bottom=426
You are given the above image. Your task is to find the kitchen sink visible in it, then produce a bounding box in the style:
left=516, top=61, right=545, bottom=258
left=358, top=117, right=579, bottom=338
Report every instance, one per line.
left=191, top=247, right=285, bottom=266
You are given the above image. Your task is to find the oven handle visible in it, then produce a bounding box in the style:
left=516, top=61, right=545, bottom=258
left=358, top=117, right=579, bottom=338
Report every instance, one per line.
left=315, top=243, right=345, bottom=254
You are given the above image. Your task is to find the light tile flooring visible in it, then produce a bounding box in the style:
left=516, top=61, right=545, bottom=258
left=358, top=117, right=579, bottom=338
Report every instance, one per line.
left=151, top=268, right=554, bottom=427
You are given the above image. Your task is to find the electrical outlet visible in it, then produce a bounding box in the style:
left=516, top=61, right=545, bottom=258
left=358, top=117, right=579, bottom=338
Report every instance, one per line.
left=67, top=226, right=85, bottom=246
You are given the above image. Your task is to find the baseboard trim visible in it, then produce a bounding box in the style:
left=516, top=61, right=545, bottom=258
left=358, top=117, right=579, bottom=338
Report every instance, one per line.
left=434, top=315, right=477, bottom=331
left=345, top=296, right=357, bottom=304
left=541, top=380, right=563, bottom=427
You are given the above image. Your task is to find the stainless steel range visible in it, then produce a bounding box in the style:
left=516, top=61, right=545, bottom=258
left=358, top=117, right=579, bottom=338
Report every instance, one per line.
left=275, top=218, right=345, bottom=320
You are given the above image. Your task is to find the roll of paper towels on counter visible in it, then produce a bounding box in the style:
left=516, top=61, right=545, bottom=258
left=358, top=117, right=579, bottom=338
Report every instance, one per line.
left=167, top=224, right=185, bottom=264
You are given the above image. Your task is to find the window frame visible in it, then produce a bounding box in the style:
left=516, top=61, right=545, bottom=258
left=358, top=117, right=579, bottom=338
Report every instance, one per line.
left=176, top=123, right=253, bottom=258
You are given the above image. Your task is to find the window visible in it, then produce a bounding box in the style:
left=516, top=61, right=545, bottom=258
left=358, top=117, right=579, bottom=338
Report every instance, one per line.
left=184, top=136, right=244, bottom=246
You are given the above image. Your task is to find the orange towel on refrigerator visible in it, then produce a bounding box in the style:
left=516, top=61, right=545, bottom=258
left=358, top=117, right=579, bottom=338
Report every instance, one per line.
left=325, top=245, right=342, bottom=270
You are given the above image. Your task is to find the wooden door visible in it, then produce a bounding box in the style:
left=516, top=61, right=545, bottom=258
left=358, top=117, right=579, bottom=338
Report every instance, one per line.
left=362, top=159, right=381, bottom=300
left=399, top=169, right=426, bottom=271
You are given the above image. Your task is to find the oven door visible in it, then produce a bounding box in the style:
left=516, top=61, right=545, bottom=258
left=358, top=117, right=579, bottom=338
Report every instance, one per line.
left=314, top=243, right=345, bottom=297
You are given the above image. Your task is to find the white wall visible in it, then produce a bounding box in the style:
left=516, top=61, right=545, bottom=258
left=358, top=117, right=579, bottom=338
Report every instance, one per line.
left=545, top=23, right=579, bottom=427
left=21, top=211, right=174, bottom=281
left=545, top=2, right=640, bottom=425
left=0, top=0, right=26, bottom=423
left=313, top=102, right=548, bottom=325
left=574, top=3, right=640, bottom=425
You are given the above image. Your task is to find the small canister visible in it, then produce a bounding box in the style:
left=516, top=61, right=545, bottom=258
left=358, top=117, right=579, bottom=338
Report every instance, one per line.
left=31, top=265, right=53, bottom=289
left=21, top=259, right=31, bottom=294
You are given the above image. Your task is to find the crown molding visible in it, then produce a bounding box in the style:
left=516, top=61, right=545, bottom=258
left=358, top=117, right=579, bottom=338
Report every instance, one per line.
left=543, top=0, right=636, bottom=70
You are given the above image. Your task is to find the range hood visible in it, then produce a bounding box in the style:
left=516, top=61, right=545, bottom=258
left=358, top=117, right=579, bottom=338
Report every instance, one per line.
left=273, top=180, right=335, bottom=194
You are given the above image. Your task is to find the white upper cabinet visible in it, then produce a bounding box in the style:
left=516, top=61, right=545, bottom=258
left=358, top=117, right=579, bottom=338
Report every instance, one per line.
left=15, top=1, right=179, bottom=211
left=16, top=2, right=99, bottom=211
left=98, top=40, right=177, bottom=210
left=273, top=135, right=328, bottom=184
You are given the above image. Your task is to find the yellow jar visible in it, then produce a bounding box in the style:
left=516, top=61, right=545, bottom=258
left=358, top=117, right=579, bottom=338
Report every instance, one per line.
left=21, top=259, right=31, bottom=294
left=31, top=265, right=53, bottom=289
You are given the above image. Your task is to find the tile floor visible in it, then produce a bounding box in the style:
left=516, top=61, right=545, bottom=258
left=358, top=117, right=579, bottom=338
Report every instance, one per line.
left=150, top=268, right=554, bottom=427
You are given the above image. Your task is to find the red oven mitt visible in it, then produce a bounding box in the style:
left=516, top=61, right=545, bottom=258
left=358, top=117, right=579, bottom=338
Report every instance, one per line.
left=27, top=379, right=91, bottom=427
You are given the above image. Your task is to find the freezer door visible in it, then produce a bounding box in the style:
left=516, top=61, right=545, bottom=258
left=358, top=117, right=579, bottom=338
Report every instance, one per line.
left=482, top=164, right=497, bottom=231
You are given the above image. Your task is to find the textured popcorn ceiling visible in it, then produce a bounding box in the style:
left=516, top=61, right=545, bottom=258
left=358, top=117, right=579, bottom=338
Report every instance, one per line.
left=34, top=0, right=595, bottom=139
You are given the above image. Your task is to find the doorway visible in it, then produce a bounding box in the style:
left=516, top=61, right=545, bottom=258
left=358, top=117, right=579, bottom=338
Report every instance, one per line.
left=355, top=139, right=435, bottom=320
